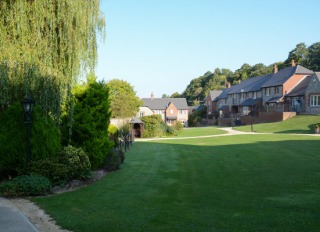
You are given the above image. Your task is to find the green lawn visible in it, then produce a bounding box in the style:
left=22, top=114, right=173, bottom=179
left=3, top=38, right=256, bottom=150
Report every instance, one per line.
left=33, top=134, right=320, bottom=231
left=177, top=126, right=226, bottom=137
left=235, top=115, right=320, bottom=134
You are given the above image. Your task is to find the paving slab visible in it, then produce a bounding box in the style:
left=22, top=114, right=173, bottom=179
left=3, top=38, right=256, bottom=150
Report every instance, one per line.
left=0, top=198, right=38, bottom=232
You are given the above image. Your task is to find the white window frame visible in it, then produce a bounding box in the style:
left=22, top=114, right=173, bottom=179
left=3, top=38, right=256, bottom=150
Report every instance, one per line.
left=310, top=95, right=320, bottom=106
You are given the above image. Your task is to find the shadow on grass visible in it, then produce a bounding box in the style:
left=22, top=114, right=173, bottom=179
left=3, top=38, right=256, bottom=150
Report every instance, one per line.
left=34, top=135, right=320, bottom=232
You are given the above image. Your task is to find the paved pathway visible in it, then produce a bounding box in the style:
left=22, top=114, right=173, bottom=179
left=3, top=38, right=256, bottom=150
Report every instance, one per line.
left=137, top=127, right=320, bottom=141
left=0, top=197, right=39, bottom=232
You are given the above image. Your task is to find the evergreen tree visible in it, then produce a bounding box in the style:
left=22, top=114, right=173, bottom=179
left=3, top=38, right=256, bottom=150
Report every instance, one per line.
left=71, top=77, right=111, bottom=169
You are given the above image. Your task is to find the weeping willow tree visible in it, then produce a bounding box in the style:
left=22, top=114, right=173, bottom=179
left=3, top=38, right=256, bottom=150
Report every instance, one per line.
left=0, top=0, right=105, bottom=119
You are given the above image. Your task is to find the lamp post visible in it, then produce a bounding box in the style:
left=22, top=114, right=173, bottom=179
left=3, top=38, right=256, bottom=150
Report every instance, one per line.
left=21, top=97, right=35, bottom=169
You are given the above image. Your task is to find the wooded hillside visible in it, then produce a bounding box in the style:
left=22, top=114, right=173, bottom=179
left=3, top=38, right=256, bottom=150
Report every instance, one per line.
left=181, top=42, right=320, bottom=105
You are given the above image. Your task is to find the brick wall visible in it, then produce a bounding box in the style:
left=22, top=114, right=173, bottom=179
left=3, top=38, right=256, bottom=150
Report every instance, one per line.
left=240, top=112, right=296, bottom=125
left=283, top=74, right=306, bottom=95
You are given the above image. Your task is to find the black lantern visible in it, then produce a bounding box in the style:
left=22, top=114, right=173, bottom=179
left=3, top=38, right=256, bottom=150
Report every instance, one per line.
left=21, top=97, right=35, bottom=168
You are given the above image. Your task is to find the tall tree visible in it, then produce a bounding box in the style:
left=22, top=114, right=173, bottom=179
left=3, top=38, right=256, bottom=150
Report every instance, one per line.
left=170, top=92, right=182, bottom=98
left=107, top=79, right=142, bottom=118
left=285, top=42, right=308, bottom=66
left=0, top=0, right=105, bottom=118
left=250, top=63, right=271, bottom=77
left=305, top=42, right=320, bottom=71
left=71, top=76, right=111, bottom=169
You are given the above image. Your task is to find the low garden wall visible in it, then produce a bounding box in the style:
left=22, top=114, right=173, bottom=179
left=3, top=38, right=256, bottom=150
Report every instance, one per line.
left=217, top=112, right=297, bottom=127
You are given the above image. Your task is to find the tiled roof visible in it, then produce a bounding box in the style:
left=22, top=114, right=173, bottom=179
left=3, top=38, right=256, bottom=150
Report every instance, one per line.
left=266, top=96, right=283, bottom=103
left=130, top=117, right=144, bottom=124
left=243, top=74, right=272, bottom=92
left=217, top=87, right=233, bottom=99
left=239, top=98, right=262, bottom=106
left=286, top=76, right=313, bottom=97
left=142, top=98, right=188, bottom=110
left=261, top=65, right=313, bottom=88
left=209, top=90, right=223, bottom=101
left=218, top=105, right=229, bottom=110
left=227, top=74, right=271, bottom=94
left=228, top=78, right=256, bottom=94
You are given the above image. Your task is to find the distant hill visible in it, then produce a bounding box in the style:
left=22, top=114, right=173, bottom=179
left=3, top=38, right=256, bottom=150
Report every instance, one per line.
left=181, top=42, right=320, bottom=106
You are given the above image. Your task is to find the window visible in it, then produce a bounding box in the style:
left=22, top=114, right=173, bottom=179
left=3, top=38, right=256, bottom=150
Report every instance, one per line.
left=265, top=88, right=270, bottom=96
left=275, top=86, right=280, bottom=95
left=179, top=110, right=185, bottom=114
left=310, top=95, right=320, bottom=106
left=139, top=112, right=144, bottom=117
left=253, top=92, right=257, bottom=99
left=170, top=109, right=174, bottom=114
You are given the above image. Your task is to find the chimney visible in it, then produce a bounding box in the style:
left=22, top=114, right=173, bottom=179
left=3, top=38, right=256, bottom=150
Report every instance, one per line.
left=151, top=91, right=154, bottom=100
left=273, top=64, right=278, bottom=73
left=227, top=82, right=231, bottom=88
left=291, top=59, right=296, bottom=67
left=238, top=80, right=241, bottom=84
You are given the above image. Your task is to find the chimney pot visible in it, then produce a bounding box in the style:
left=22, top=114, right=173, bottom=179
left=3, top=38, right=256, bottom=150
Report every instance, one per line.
left=151, top=92, right=154, bottom=100
left=291, top=59, right=296, bottom=67
left=273, top=64, right=278, bottom=73
left=227, top=82, right=231, bottom=88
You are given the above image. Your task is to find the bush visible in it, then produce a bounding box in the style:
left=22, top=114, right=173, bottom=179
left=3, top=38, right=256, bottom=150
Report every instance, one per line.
left=166, top=121, right=184, bottom=136
left=0, top=102, right=61, bottom=179
left=0, top=175, right=51, bottom=197
left=70, top=79, right=112, bottom=169
left=141, top=115, right=184, bottom=137
left=59, top=145, right=91, bottom=180
left=141, top=115, right=166, bottom=138
left=104, top=148, right=125, bottom=171
left=30, top=159, right=70, bottom=185
left=108, top=124, right=118, bottom=137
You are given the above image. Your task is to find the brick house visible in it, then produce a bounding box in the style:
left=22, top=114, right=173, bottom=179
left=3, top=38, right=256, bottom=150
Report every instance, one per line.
left=139, top=95, right=189, bottom=126
left=205, top=90, right=222, bottom=117
left=261, top=64, right=314, bottom=112
left=211, top=63, right=319, bottom=124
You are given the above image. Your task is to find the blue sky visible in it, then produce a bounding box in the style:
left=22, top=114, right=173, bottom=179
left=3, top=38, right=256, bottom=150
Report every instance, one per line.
left=95, top=0, right=320, bottom=98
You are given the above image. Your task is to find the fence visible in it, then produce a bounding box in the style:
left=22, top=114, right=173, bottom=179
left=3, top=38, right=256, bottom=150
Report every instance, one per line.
left=113, top=130, right=134, bottom=152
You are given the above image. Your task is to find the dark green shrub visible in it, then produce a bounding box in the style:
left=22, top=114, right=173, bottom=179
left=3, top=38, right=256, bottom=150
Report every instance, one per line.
left=104, top=148, right=125, bottom=171
left=0, top=175, right=51, bottom=197
left=70, top=78, right=112, bottom=169
left=59, top=145, right=91, bottom=180
left=30, top=159, right=70, bottom=185
left=0, top=102, right=61, bottom=179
